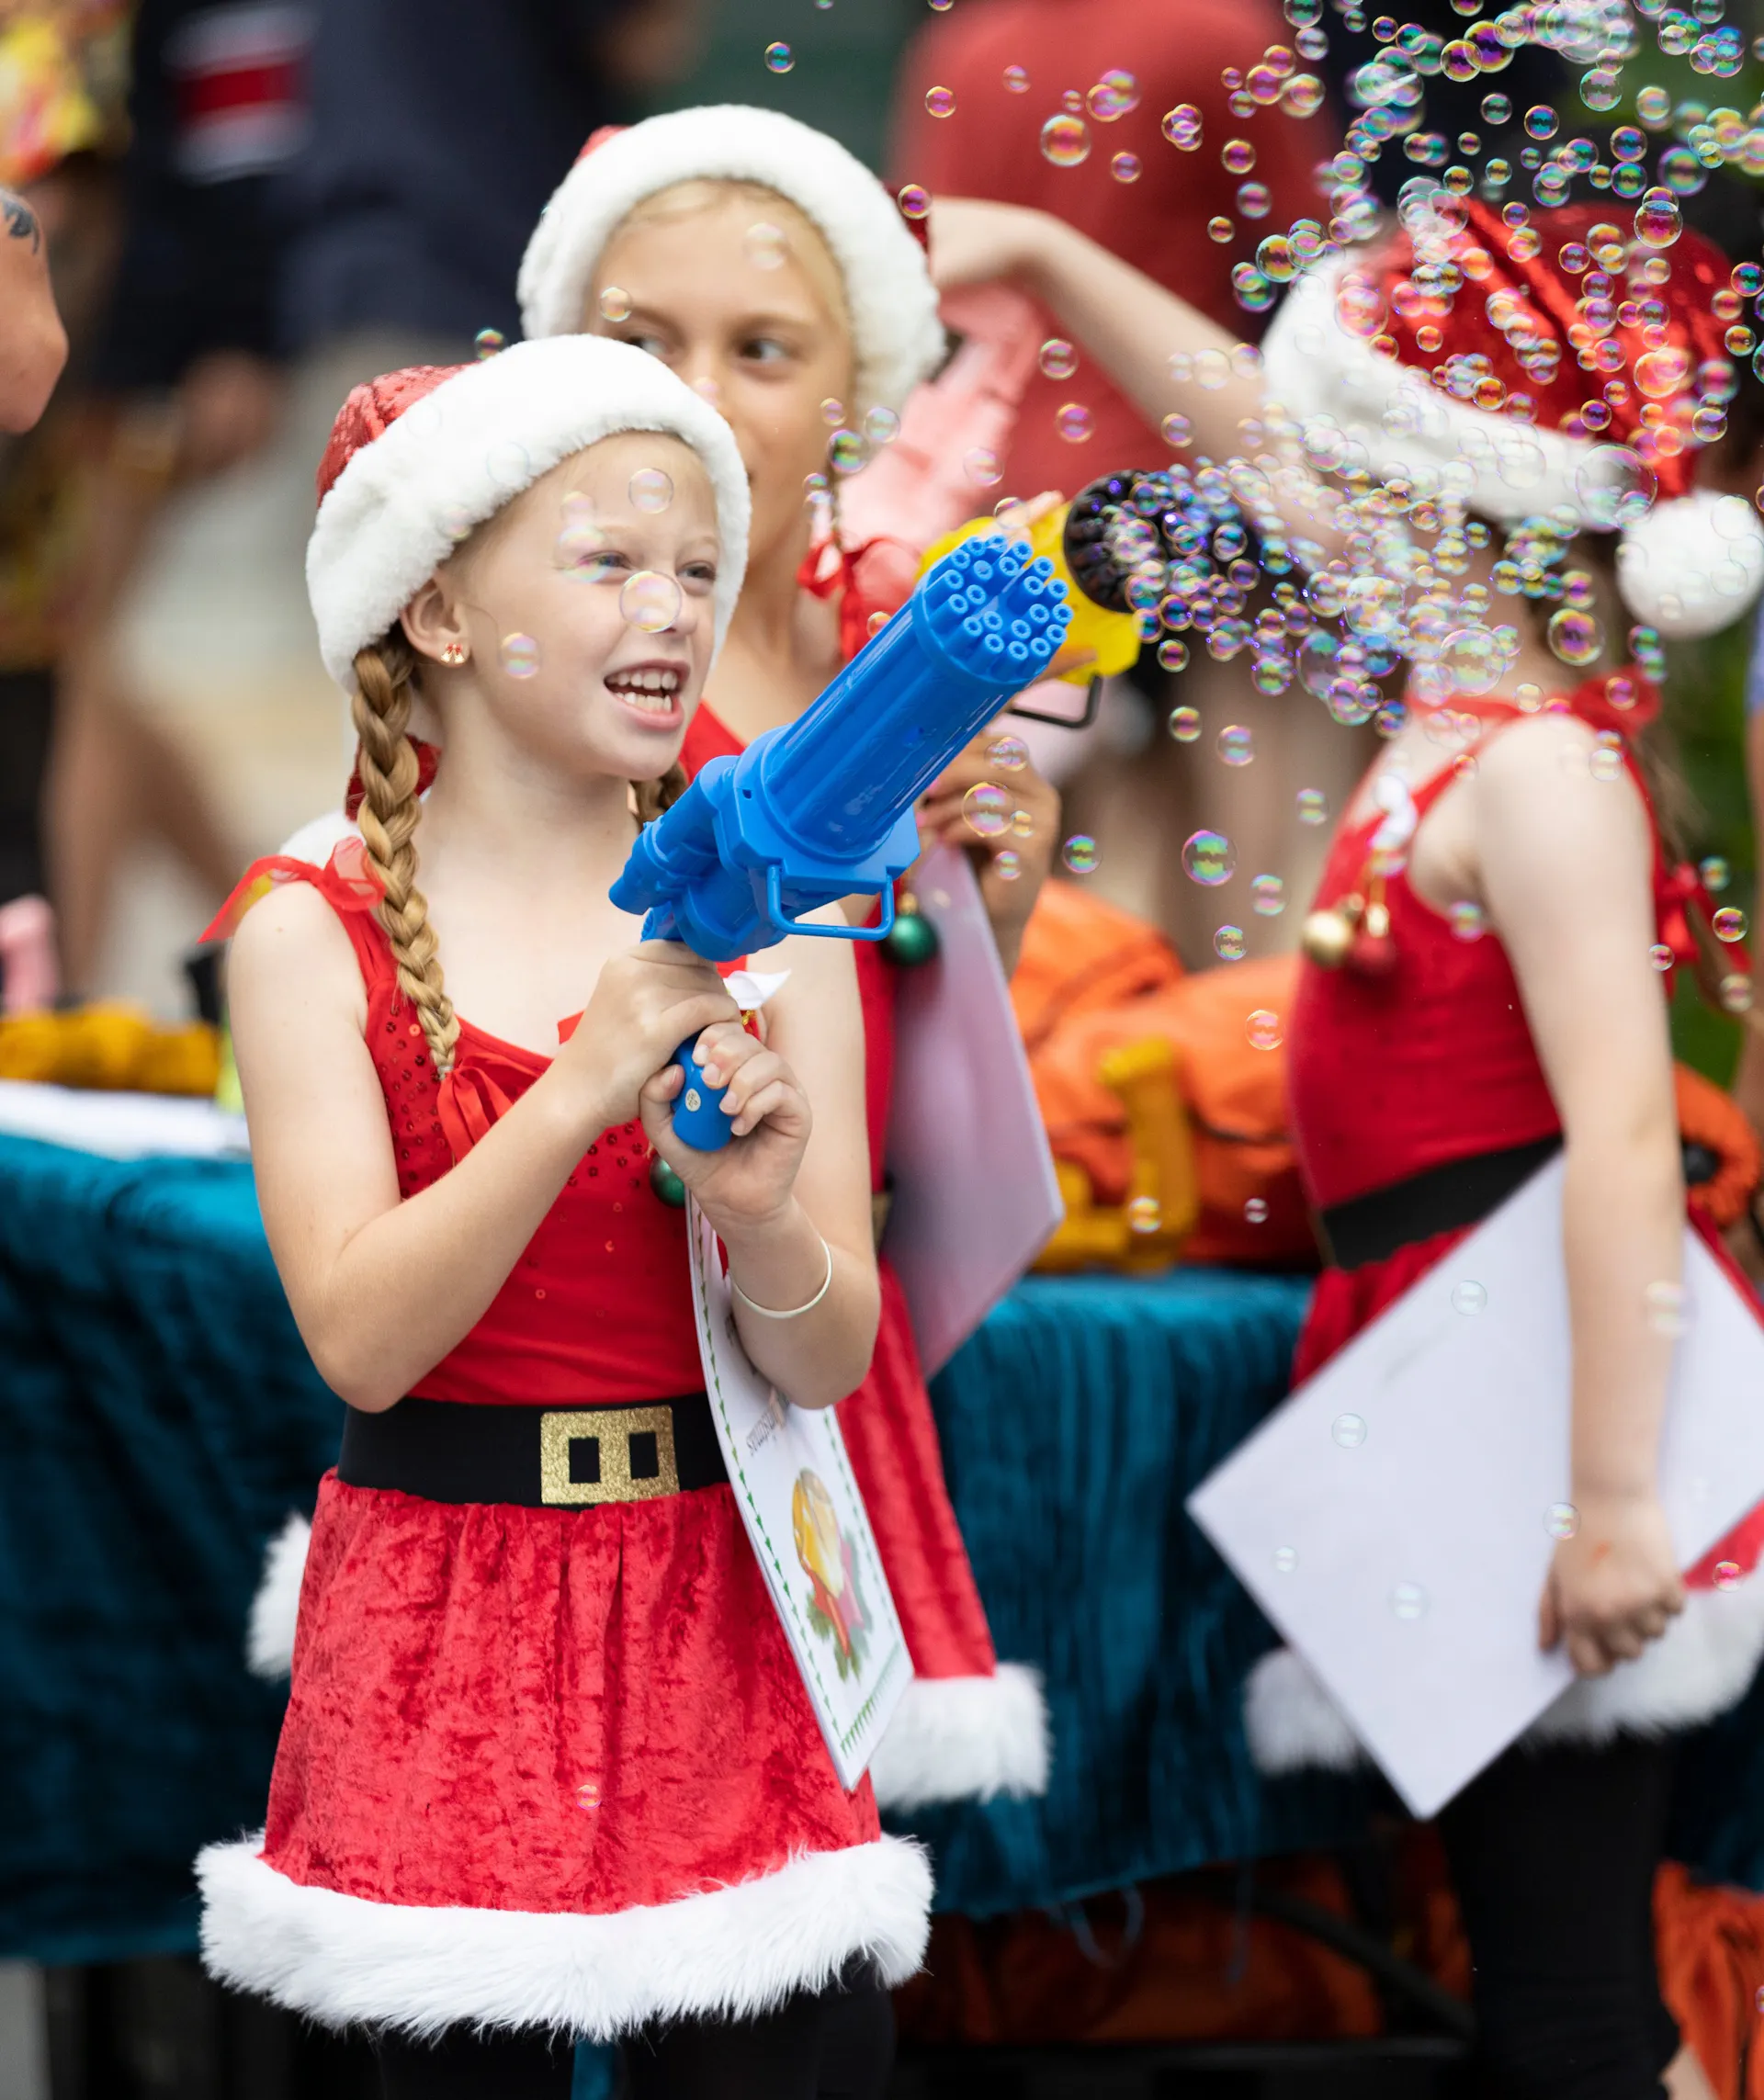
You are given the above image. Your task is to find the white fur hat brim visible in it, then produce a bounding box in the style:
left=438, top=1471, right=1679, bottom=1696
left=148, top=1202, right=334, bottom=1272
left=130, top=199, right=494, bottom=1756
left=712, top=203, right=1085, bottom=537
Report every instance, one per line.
left=306, top=335, right=751, bottom=691
left=517, top=106, right=945, bottom=416
left=1263, top=254, right=1764, bottom=643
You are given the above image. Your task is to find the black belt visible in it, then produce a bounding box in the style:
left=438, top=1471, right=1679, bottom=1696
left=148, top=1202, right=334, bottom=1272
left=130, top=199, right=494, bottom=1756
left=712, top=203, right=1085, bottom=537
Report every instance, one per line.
left=337, top=1392, right=726, bottom=1508
left=1317, top=1136, right=1564, bottom=1270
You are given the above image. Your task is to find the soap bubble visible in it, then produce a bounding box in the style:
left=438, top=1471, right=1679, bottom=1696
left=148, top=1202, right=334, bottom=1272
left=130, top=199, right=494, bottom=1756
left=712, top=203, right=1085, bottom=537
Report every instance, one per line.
left=897, top=184, right=930, bottom=220
left=962, top=783, right=1011, bottom=837
left=1283, top=73, right=1325, bottom=117
left=473, top=328, right=504, bottom=359
left=1702, top=857, right=1731, bottom=894
left=1162, top=104, right=1202, bottom=149
left=1331, top=1413, right=1367, bottom=1449
left=1041, top=113, right=1091, bottom=166
left=1088, top=68, right=1138, bottom=120
left=598, top=286, right=632, bottom=322
left=1576, top=446, right=1656, bottom=528
left=1296, top=788, right=1329, bottom=825
left=1236, top=181, right=1272, bottom=218
left=1544, top=1503, right=1579, bottom=1540
left=1645, top=1280, right=1687, bottom=1338
left=865, top=405, right=900, bottom=446
left=763, top=40, right=794, bottom=72
left=924, top=85, right=956, bottom=118
left=828, top=429, right=866, bottom=475
left=486, top=439, right=532, bottom=489
left=619, top=570, right=682, bottom=633
left=1390, top=1582, right=1429, bottom=1621
left=996, top=849, right=1023, bottom=882
left=1160, top=412, right=1192, bottom=448
left=1062, top=834, right=1100, bottom=874
left=1251, top=874, right=1285, bottom=917
left=744, top=222, right=788, bottom=269
left=1245, top=1196, right=1269, bottom=1225
left=1169, top=705, right=1201, bottom=741
left=1452, top=1280, right=1487, bottom=1316
left=1589, top=732, right=1624, bottom=784
left=1272, top=1545, right=1299, bottom=1574
left=1215, top=924, right=1246, bottom=961
left=1635, top=85, right=1670, bottom=124
left=964, top=447, right=1002, bottom=487
left=1056, top=402, right=1093, bottom=443
left=1222, top=138, right=1255, bottom=174
left=1039, top=337, right=1078, bottom=379
left=1715, top=1561, right=1746, bottom=1591
left=1247, top=1007, right=1283, bottom=1049
left=1634, top=189, right=1682, bottom=249
left=1548, top=607, right=1603, bottom=666
left=1003, top=63, right=1029, bottom=92
left=1112, top=152, right=1142, bottom=183
left=1482, top=93, right=1511, bottom=123
left=986, top=733, right=1029, bottom=772
left=1714, top=908, right=1748, bottom=943
left=576, top=1779, right=602, bottom=1811
left=1650, top=943, right=1675, bottom=973
left=1449, top=900, right=1487, bottom=942
left=500, top=633, right=540, bottom=678
left=629, top=468, right=673, bottom=514
left=1182, top=830, right=1236, bottom=886
left=1127, top=1194, right=1162, bottom=1234
left=1214, top=723, right=1252, bottom=767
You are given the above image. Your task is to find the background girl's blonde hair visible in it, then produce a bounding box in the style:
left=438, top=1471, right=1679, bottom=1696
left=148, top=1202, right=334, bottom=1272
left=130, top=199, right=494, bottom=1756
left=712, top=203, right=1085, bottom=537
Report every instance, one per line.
left=350, top=636, right=690, bottom=1074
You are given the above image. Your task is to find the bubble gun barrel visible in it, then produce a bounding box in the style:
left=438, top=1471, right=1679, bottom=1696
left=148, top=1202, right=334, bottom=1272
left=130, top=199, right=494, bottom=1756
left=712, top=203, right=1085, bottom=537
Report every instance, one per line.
left=610, top=533, right=1072, bottom=1150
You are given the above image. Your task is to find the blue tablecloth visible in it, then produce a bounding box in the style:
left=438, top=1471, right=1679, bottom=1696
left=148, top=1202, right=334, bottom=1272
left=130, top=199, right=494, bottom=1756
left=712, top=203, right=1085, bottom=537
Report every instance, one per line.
left=1, top=1126, right=1758, bottom=1972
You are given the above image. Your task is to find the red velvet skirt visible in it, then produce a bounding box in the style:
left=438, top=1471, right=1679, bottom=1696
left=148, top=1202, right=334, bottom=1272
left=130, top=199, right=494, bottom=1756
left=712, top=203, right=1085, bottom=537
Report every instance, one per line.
left=197, top=1470, right=933, bottom=2038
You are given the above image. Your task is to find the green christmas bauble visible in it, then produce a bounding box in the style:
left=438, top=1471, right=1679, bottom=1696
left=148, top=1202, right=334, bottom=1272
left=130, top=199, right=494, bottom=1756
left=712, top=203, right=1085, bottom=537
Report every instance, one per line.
left=884, top=909, right=940, bottom=967
left=649, top=1155, right=687, bottom=1208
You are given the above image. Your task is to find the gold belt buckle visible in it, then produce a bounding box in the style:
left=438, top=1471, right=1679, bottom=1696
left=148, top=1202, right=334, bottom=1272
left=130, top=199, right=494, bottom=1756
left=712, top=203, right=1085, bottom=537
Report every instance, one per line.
left=539, top=1405, right=680, bottom=1506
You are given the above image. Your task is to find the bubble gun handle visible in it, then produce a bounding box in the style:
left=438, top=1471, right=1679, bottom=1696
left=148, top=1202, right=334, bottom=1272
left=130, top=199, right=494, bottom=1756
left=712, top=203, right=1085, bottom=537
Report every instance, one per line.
left=613, top=533, right=1072, bottom=1149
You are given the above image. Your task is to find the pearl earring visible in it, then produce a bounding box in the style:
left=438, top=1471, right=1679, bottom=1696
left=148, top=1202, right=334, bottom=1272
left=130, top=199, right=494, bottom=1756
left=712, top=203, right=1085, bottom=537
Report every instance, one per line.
left=440, top=641, right=469, bottom=666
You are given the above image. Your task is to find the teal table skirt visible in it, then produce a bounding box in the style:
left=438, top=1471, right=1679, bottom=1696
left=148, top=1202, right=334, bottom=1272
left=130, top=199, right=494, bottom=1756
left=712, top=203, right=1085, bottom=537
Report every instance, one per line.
left=1, top=1128, right=1757, bottom=1977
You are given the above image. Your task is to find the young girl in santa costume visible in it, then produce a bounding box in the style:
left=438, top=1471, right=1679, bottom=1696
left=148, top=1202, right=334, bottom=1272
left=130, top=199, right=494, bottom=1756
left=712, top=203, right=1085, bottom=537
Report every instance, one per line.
left=513, top=106, right=1064, bottom=1814
left=196, top=333, right=930, bottom=2098
left=931, top=189, right=1764, bottom=2094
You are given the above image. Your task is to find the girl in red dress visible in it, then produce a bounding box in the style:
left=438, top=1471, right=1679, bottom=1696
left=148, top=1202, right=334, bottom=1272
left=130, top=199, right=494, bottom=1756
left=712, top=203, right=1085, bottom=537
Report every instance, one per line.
left=931, top=185, right=1764, bottom=2093
left=514, top=106, right=1062, bottom=1812
left=197, top=333, right=930, bottom=2098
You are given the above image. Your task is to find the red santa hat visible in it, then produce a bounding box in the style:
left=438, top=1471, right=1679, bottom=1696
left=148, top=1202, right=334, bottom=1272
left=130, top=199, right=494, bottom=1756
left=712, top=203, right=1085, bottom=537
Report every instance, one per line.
left=306, top=335, right=751, bottom=691
left=1262, top=197, right=1764, bottom=639
left=516, top=107, right=944, bottom=417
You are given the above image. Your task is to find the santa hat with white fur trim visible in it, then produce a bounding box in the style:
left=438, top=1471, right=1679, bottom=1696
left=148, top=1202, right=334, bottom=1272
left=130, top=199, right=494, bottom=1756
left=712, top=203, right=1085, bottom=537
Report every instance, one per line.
left=307, top=334, right=751, bottom=691
left=516, top=106, right=945, bottom=417
left=1262, top=197, right=1764, bottom=640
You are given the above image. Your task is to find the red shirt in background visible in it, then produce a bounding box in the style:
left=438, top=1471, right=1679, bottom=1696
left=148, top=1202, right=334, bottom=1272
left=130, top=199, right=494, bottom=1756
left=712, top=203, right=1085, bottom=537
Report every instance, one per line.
left=889, top=0, right=1338, bottom=500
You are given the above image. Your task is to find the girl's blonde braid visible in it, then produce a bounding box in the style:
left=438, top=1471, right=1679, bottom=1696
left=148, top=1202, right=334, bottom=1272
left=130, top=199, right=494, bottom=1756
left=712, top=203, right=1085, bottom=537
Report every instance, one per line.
left=351, top=637, right=460, bottom=1074
left=633, top=762, right=690, bottom=827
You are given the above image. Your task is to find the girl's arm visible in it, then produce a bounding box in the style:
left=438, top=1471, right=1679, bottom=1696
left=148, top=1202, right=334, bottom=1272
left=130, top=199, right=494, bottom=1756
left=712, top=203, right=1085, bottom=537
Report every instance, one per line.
left=645, top=928, right=879, bottom=1409
left=231, top=885, right=738, bottom=1412
left=1475, top=716, right=1687, bottom=1675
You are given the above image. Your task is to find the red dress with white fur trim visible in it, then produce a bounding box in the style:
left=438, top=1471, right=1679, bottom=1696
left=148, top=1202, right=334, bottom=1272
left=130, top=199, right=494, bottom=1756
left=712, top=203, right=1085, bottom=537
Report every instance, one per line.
left=681, top=702, right=1050, bottom=1812
left=197, top=842, right=931, bottom=2040
left=1245, top=682, right=1764, bottom=1778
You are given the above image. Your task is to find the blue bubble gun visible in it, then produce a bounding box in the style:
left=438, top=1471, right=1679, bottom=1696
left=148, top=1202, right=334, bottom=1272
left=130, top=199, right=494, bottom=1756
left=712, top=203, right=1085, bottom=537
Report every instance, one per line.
left=610, top=533, right=1072, bottom=1148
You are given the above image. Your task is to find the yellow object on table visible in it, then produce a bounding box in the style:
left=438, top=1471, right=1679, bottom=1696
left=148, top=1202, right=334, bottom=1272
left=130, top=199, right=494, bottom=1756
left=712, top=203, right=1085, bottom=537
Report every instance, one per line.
left=0, top=1006, right=220, bottom=1097
left=917, top=507, right=1143, bottom=684
left=1035, top=1037, right=1199, bottom=1274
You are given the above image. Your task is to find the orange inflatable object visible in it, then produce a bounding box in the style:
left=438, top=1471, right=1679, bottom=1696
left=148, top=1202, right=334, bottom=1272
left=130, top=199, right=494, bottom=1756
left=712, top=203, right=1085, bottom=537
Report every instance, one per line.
left=1677, top=1062, right=1762, bottom=1230
left=1653, top=1861, right=1764, bottom=2098
left=0, top=1006, right=220, bottom=1096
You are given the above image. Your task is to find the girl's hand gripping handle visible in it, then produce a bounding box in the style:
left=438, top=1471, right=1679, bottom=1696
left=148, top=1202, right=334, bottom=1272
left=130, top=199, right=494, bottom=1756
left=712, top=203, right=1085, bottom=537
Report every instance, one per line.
left=669, top=1040, right=733, bottom=1150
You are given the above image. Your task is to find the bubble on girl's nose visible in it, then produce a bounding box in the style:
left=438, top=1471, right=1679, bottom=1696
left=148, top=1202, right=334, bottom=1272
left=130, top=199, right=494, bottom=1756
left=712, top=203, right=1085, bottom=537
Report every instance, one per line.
left=486, top=440, right=531, bottom=489
left=964, top=446, right=1002, bottom=487
left=1039, top=113, right=1090, bottom=167
left=865, top=406, right=900, bottom=446
left=897, top=183, right=930, bottom=220
left=763, top=40, right=793, bottom=73
left=1182, top=830, right=1234, bottom=886
left=597, top=287, right=631, bottom=322
left=962, top=783, right=1010, bottom=837
left=1003, top=63, right=1029, bottom=93
left=924, top=85, right=956, bottom=118
left=473, top=328, right=504, bottom=359
left=1056, top=402, right=1093, bottom=444
left=1062, top=834, right=1100, bottom=875
left=500, top=633, right=540, bottom=678
left=620, top=570, right=683, bottom=633
left=1214, top=924, right=1246, bottom=961
left=629, top=468, right=673, bottom=514
left=1038, top=337, right=1077, bottom=380
left=986, top=734, right=1028, bottom=772
left=743, top=221, right=788, bottom=269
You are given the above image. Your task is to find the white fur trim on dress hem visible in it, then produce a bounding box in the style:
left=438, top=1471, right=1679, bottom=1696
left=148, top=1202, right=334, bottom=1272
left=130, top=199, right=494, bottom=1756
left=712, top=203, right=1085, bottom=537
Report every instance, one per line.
left=245, top=1512, right=311, bottom=1678
left=1244, top=1576, right=1764, bottom=1778
left=197, top=1832, right=932, bottom=2039
left=865, top=1664, right=1049, bottom=1811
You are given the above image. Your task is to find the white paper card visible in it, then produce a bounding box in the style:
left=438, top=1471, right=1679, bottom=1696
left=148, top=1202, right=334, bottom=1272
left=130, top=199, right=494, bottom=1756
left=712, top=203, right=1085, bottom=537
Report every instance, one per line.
left=1189, top=1156, right=1764, bottom=1818
left=884, top=844, right=1064, bottom=1375
left=687, top=1200, right=910, bottom=1790
left=0, top=1080, right=249, bottom=1160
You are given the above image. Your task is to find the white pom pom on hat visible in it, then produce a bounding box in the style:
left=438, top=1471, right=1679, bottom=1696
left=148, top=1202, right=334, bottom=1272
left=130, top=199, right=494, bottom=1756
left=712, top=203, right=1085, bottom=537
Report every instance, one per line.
left=305, top=335, right=751, bottom=692
left=517, top=106, right=945, bottom=416
left=1616, top=488, right=1764, bottom=640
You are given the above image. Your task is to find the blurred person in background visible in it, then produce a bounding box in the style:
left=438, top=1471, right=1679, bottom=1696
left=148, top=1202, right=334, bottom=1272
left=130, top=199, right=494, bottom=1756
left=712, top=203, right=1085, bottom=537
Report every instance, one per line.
left=890, top=0, right=1348, bottom=965
left=41, top=0, right=311, bottom=998
left=0, top=0, right=129, bottom=1010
